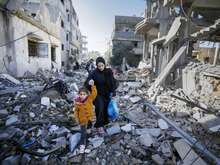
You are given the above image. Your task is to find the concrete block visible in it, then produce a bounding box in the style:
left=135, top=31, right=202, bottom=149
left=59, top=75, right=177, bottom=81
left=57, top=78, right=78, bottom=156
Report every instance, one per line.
left=174, top=139, right=207, bottom=165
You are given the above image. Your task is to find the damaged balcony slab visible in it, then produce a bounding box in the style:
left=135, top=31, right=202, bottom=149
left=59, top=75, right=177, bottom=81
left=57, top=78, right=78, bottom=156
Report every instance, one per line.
left=148, top=45, right=187, bottom=98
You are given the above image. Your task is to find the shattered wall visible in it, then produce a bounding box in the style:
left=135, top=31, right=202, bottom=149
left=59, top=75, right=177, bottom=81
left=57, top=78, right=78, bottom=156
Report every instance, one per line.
left=0, top=11, right=17, bottom=76
left=0, top=10, right=61, bottom=77
left=183, top=63, right=220, bottom=109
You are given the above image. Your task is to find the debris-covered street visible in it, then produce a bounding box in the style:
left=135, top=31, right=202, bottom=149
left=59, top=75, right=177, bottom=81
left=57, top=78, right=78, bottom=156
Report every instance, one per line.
left=1, top=65, right=220, bottom=164
left=0, top=0, right=220, bottom=165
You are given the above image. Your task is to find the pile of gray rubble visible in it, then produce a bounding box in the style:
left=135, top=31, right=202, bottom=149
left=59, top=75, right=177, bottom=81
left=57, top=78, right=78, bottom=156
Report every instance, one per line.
left=0, top=64, right=219, bottom=165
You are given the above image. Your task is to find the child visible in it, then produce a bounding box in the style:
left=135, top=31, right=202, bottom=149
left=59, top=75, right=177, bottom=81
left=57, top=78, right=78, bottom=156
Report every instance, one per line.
left=74, top=79, right=97, bottom=153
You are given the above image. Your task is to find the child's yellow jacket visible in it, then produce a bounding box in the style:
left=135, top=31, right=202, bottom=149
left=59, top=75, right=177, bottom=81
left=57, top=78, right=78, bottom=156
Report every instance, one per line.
left=74, top=85, right=97, bottom=125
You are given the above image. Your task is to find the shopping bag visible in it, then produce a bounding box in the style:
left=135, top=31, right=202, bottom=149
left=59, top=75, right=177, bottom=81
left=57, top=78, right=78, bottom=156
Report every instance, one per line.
left=107, top=99, right=119, bottom=120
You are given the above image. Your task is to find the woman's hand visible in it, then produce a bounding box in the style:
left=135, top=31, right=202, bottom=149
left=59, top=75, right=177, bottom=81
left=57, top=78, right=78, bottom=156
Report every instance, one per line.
left=88, top=79, right=94, bottom=86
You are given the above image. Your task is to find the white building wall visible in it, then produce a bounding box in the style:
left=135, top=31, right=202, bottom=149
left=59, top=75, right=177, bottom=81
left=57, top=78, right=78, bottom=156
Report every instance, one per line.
left=12, top=16, right=61, bottom=77
left=0, top=13, right=61, bottom=77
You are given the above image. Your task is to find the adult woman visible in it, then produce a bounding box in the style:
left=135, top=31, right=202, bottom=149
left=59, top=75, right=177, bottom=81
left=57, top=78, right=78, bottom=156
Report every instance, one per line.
left=85, top=57, right=117, bottom=134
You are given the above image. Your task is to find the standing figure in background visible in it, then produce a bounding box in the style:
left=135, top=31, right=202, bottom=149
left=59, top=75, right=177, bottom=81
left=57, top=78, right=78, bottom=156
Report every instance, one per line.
left=86, top=59, right=96, bottom=74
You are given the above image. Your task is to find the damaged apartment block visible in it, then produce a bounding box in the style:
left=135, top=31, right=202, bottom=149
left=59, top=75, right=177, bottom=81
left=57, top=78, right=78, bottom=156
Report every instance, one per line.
left=0, top=0, right=83, bottom=77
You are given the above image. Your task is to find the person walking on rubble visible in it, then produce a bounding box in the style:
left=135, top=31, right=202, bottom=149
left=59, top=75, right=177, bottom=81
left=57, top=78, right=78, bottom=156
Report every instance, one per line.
left=74, top=79, right=97, bottom=153
left=85, top=57, right=118, bottom=135
left=86, top=59, right=96, bottom=74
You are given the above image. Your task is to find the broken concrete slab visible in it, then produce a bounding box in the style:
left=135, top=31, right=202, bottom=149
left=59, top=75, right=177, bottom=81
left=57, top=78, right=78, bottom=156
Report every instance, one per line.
left=49, top=125, right=59, bottom=133
left=69, top=133, right=81, bottom=152
left=0, top=74, right=21, bottom=85
left=52, top=136, right=67, bottom=148
left=89, top=136, right=104, bottom=148
left=152, top=154, right=165, bottom=165
left=13, top=105, right=21, bottom=112
left=124, top=109, right=150, bottom=127
left=198, top=114, right=220, bottom=133
left=158, top=119, right=169, bottom=130
left=6, top=115, right=19, bottom=126
left=175, top=111, right=190, bottom=118
left=0, top=109, right=9, bottom=117
left=1, top=155, right=21, bottom=165
left=126, top=82, right=142, bottom=88
left=106, top=124, right=121, bottom=136
left=158, top=141, right=172, bottom=157
left=21, top=154, right=31, bottom=165
left=136, top=128, right=161, bottom=137
left=193, top=112, right=202, bottom=120
left=139, top=133, right=154, bottom=147
left=174, top=139, right=207, bottom=165
left=121, top=123, right=132, bottom=133
left=171, top=131, right=183, bottom=138
left=129, top=96, right=142, bottom=103
left=41, top=97, right=50, bottom=107
left=29, top=112, right=36, bottom=118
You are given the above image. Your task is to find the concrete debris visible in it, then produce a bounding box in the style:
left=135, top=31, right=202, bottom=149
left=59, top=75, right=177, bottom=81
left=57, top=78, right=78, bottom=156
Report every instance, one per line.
left=174, top=139, right=207, bottom=165
left=106, top=124, right=121, bottom=135
left=13, top=105, right=21, bottom=112
left=136, top=128, right=161, bottom=137
left=171, top=131, right=182, bottom=138
left=0, top=64, right=219, bottom=164
left=158, top=119, right=169, bottom=130
left=0, top=109, right=9, bottom=117
left=121, top=123, right=132, bottom=132
left=139, top=133, right=154, bottom=147
left=193, top=112, right=202, bottom=120
left=5, top=115, right=19, bottom=126
left=89, top=136, right=104, bottom=148
left=41, top=97, right=50, bottom=107
left=129, top=96, right=142, bottom=103
left=151, top=154, right=165, bottom=165
left=0, top=73, right=21, bottom=85
left=2, top=155, right=21, bottom=165
left=158, top=141, right=172, bottom=157
left=29, top=112, right=36, bottom=118
left=198, top=114, right=220, bottom=133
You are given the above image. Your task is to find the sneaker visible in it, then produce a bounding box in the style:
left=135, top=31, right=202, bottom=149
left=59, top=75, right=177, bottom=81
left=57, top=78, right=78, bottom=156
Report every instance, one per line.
left=87, top=128, right=91, bottom=134
left=79, top=145, right=85, bottom=154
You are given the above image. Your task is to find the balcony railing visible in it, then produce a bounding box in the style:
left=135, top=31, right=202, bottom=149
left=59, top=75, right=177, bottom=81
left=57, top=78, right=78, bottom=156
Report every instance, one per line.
left=112, top=31, right=144, bottom=41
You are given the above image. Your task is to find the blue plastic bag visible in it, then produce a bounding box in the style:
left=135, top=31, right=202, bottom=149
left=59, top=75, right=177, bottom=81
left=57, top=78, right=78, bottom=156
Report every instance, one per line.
left=107, top=99, right=119, bottom=120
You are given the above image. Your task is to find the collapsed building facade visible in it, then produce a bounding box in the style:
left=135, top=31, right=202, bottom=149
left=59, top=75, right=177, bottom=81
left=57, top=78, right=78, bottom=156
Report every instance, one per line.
left=136, top=0, right=220, bottom=95
left=0, top=0, right=82, bottom=77
left=111, top=16, right=144, bottom=67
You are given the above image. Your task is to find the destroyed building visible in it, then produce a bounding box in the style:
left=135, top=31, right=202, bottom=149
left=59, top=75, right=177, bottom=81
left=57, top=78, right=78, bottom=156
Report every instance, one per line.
left=136, top=0, right=220, bottom=91
left=0, top=0, right=82, bottom=77
left=111, top=16, right=144, bottom=67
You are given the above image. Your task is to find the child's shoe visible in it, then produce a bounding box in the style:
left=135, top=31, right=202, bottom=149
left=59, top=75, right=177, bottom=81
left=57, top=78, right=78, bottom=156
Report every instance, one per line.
left=87, top=128, right=91, bottom=134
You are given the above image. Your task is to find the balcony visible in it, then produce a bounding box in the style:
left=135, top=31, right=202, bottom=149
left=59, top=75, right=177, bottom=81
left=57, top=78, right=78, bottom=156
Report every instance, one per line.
left=112, top=31, right=143, bottom=41
left=135, top=18, right=159, bottom=36
left=132, top=48, right=143, bottom=55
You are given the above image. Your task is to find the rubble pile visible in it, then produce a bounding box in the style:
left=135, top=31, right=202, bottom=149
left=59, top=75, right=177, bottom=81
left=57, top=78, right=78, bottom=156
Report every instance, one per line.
left=0, top=66, right=219, bottom=164
left=183, top=62, right=220, bottom=111
left=80, top=81, right=213, bottom=164
left=0, top=69, right=86, bottom=164
left=115, top=67, right=151, bottom=86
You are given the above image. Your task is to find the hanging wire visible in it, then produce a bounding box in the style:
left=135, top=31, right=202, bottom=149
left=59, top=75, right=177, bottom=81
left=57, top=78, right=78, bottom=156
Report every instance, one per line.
left=0, top=30, right=39, bottom=48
